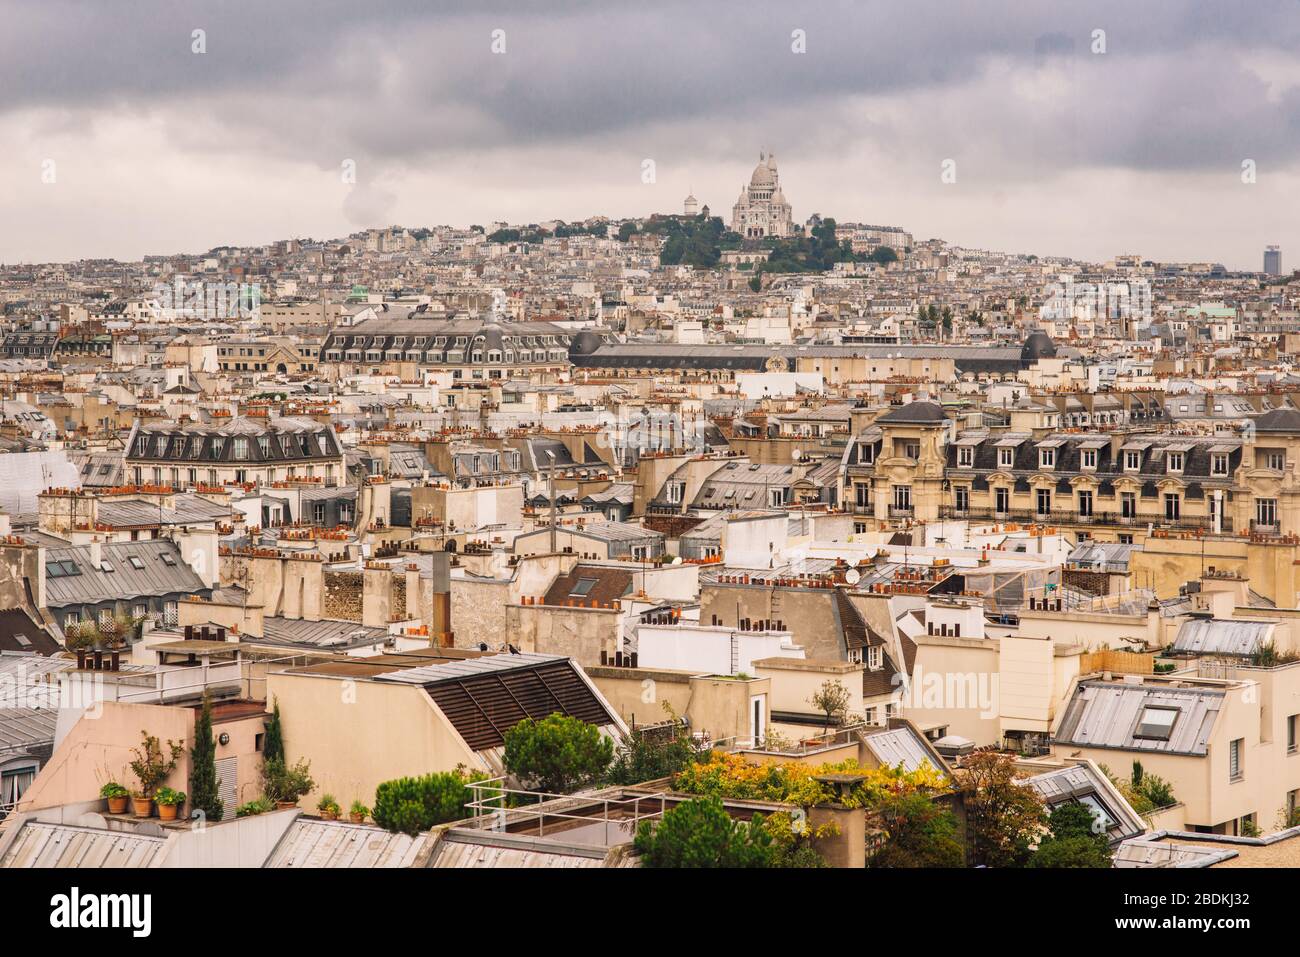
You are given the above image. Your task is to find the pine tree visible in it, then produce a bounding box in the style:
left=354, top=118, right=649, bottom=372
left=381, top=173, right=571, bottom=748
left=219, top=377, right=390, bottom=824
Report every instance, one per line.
left=263, top=698, right=284, bottom=766
left=189, top=693, right=223, bottom=822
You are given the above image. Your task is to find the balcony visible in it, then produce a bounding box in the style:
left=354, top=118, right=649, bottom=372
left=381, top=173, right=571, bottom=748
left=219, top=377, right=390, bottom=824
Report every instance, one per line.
left=939, top=505, right=1230, bottom=533
left=888, top=506, right=914, bottom=519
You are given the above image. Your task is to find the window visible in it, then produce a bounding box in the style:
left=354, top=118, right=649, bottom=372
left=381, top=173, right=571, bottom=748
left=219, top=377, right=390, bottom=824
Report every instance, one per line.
left=904, top=442, right=920, bottom=460
left=313, top=503, right=326, bottom=524
left=867, top=646, right=882, bottom=670
left=127, top=556, right=146, bottom=570
left=667, top=481, right=684, bottom=505
left=892, top=485, right=912, bottom=511
left=160, top=553, right=176, bottom=567
left=1229, top=738, right=1243, bottom=781
left=1077, top=490, right=1093, bottom=517
left=1118, top=533, right=1133, bottom=544
left=1211, top=453, right=1229, bottom=476
left=1081, top=448, right=1097, bottom=470
left=569, top=578, right=598, bottom=598
left=1121, top=491, right=1137, bottom=518
left=1125, top=450, right=1140, bottom=471
left=1039, top=447, right=1056, bottom=469
left=998, top=448, right=1014, bottom=468
left=955, top=486, right=969, bottom=513
left=1166, top=452, right=1184, bottom=473
left=1035, top=487, right=1051, bottom=516
left=1136, top=706, right=1178, bottom=740
left=855, top=484, right=871, bottom=509
left=233, top=438, right=249, bottom=460
left=957, top=446, right=973, bottom=467
left=1289, top=714, right=1297, bottom=754
left=1164, top=493, right=1181, bottom=521
left=995, top=487, right=1010, bottom=514
left=1, top=764, right=37, bottom=807
left=1256, top=498, right=1278, bottom=528
left=1266, top=451, right=1286, bottom=471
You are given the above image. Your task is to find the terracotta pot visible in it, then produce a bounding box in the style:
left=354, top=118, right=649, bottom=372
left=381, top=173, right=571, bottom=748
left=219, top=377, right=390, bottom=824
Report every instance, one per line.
left=157, top=802, right=180, bottom=821
left=106, top=795, right=129, bottom=814
left=276, top=800, right=298, bottom=810
left=321, top=809, right=338, bottom=821
left=131, top=796, right=154, bottom=817
left=349, top=812, right=365, bottom=824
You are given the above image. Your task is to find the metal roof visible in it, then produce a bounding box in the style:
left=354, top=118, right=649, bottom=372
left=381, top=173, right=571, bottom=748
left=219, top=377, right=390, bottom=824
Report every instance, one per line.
left=42, top=539, right=207, bottom=607
left=860, top=727, right=936, bottom=773
left=377, top=653, right=619, bottom=751
left=1054, top=680, right=1224, bottom=756
left=264, top=818, right=432, bottom=867
left=0, top=822, right=167, bottom=868
left=257, top=617, right=388, bottom=649
left=1172, top=618, right=1273, bottom=657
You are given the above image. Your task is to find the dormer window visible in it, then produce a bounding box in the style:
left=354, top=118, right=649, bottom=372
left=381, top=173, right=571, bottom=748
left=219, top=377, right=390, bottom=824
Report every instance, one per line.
left=1167, top=452, right=1184, bottom=474
left=1081, top=448, right=1097, bottom=470
left=1211, top=453, right=1229, bottom=476
left=998, top=448, right=1014, bottom=468
left=1125, top=450, right=1141, bottom=471
left=1039, top=447, right=1056, bottom=469
left=958, top=446, right=973, bottom=468
left=867, top=646, right=883, bottom=671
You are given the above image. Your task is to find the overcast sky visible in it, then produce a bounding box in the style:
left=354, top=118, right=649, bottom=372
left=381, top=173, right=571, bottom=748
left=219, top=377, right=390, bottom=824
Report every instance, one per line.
left=3, top=0, right=1298, bottom=269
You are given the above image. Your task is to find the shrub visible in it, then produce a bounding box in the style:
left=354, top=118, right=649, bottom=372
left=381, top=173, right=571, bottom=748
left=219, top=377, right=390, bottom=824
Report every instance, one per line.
left=99, top=781, right=129, bottom=799
left=1030, top=801, right=1113, bottom=868
left=606, top=715, right=706, bottom=786
left=502, top=713, right=613, bottom=794
left=634, top=796, right=773, bottom=867
left=958, top=750, right=1048, bottom=867
left=868, top=791, right=965, bottom=868
left=154, top=786, right=186, bottom=807
left=372, top=768, right=483, bottom=836
left=236, top=796, right=275, bottom=817
left=317, top=793, right=340, bottom=816
left=129, top=732, right=184, bottom=797
left=263, top=758, right=315, bottom=805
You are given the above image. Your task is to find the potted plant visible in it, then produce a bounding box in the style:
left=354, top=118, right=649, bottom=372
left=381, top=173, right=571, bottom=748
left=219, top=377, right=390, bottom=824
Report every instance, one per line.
left=349, top=800, right=370, bottom=824
left=129, top=732, right=184, bottom=818
left=264, top=757, right=315, bottom=809
left=65, top=623, right=94, bottom=668
left=317, top=793, right=341, bottom=821
left=154, top=786, right=186, bottom=821
left=100, top=781, right=130, bottom=814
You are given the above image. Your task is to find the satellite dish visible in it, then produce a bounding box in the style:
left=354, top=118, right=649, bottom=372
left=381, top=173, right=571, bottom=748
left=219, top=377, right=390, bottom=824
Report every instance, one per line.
left=845, top=568, right=861, bottom=586
left=791, top=448, right=802, bottom=460
left=671, top=556, right=683, bottom=565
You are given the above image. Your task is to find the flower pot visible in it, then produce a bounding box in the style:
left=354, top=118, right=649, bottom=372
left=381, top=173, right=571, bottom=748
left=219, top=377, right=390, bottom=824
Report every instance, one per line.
left=131, top=796, right=154, bottom=817
left=321, top=809, right=339, bottom=821
left=106, top=795, right=129, bottom=814
left=349, top=812, right=365, bottom=824
left=276, top=800, right=298, bottom=810
left=157, top=803, right=180, bottom=822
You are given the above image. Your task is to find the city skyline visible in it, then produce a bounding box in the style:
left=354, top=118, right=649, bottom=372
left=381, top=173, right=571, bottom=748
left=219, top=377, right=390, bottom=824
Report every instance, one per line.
left=2, top=0, right=1298, bottom=267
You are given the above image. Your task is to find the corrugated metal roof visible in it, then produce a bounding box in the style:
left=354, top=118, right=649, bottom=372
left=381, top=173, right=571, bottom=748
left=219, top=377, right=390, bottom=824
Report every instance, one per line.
left=264, top=819, right=432, bottom=867
left=861, top=727, right=934, bottom=773
left=0, top=822, right=167, bottom=868
left=1054, top=680, right=1223, bottom=756
left=429, top=833, right=609, bottom=868
left=258, top=617, right=388, bottom=649
left=1172, top=618, right=1272, bottom=657
left=42, top=539, right=207, bottom=607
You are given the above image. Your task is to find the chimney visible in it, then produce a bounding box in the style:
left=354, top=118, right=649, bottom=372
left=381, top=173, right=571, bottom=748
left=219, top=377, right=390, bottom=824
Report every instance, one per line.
left=88, top=538, right=102, bottom=570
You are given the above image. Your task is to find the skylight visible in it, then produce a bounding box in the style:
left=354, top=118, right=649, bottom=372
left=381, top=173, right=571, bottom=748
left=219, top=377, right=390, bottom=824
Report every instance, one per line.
left=1135, top=706, right=1178, bottom=741
left=569, top=578, right=598, bottom=597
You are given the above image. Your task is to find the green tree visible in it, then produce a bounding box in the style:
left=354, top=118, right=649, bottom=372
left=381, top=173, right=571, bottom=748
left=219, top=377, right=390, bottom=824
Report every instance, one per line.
left=634, top=796, right=773, bottom=867
left=189, top=693, right=223, bottom=822
left=373, top=770, right=482, bottom=836
left=868, top=792, right=965, bottom=868
left=1030, top=801, right=1113, bottom=868
left=503, top=713, right=614, bottom=794
left=959, top=750, right=1048, bottom=867
left=808, top=679, right=851, bottom=731
left=869, top=246, right=898, bottom=265
left=263, top=699, right=284, bottom=767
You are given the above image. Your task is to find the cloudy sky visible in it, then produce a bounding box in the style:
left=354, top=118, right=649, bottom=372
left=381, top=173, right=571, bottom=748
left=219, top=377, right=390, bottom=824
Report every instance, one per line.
left=3, top=0, right=1299, bottom=268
